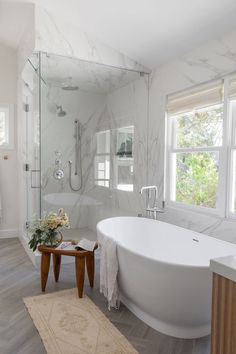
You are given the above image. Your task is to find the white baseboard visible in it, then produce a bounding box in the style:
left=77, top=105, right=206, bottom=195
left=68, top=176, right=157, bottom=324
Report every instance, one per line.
left=18, top=233, right=36, bottom=266
left=0, top=228, right=18, bottom=238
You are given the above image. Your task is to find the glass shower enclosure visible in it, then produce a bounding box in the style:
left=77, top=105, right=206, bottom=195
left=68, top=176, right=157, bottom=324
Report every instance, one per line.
left=21, top=52, right=149, bottom=241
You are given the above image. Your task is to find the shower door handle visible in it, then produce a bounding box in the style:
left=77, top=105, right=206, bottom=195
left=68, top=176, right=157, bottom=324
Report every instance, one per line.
left=31, top=170, right=41, bottom=189
left=24, top=163, right=30, bottom=171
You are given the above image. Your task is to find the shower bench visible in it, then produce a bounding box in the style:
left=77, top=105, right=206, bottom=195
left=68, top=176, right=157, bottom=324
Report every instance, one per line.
left=38, top=243, right=98, bottom=298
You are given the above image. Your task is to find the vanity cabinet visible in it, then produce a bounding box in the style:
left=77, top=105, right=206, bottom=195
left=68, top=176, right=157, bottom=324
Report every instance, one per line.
left=210, top=257, right=236, bottom=354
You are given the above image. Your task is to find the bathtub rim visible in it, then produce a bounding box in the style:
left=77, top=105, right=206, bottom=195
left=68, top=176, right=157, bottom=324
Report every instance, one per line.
left=97, top=216, right=236, bottom=269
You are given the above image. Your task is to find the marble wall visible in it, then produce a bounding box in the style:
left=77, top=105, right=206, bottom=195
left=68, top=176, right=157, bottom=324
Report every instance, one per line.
left=40, top=53, right=149, bottom=232
left=17, top=5, right=150, bottom=251
left=16, top=3, right=35, bottom=72
left=41, top=81, right=107, bottom=229
left=18, top=3, right=236, bottom=248
left=34, top=6, right=148, bottom=74
left=87, top=72, right=149, bottom=230
left=17, top=4, right=149, bottom=74
left=0, top=44, right=18, bottom=238
left=148, top=28, right=236, bottom=244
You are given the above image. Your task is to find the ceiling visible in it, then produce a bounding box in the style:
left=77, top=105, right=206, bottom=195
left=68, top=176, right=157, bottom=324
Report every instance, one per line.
left=2, top=0, right=236, bottom=68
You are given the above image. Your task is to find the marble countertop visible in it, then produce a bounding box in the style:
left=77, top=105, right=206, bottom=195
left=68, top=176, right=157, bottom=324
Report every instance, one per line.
left=210, top=255, right=236, bottom=282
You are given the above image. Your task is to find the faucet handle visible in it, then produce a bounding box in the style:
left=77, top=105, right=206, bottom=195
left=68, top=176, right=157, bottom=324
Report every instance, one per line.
left=146, top=207, right=165, bottom=213
left=54, top=150, right=62, bottom=157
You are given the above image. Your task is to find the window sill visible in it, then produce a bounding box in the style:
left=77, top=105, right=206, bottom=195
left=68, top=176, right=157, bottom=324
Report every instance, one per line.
left=0, top=144, right=14, bottom=150
left=94, top=184, right=110, bottom=190
left=166, top=200, right=224, bottom=218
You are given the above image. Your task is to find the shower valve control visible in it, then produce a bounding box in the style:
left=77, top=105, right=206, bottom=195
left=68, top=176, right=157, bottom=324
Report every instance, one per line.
left=55, top=158, right=62, bottom=165
left=53, top=150, right=65, bottom=180
left=54, top=169, right=64, bottom=180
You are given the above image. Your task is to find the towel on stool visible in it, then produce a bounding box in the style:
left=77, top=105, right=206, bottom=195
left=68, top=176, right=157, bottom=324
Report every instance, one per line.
left=98, top=232, right=120, bottom=310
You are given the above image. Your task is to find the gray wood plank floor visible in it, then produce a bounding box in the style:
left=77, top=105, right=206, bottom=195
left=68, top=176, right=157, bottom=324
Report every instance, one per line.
left=0, top=238, right=210, bottom=354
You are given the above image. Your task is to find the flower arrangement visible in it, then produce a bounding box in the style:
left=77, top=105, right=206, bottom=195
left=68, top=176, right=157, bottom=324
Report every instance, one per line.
left=28, top=208, right=70, bottom=251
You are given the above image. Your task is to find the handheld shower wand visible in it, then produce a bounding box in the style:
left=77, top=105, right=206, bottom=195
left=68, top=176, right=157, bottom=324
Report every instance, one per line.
left=68, top=120, right=83, bottom=191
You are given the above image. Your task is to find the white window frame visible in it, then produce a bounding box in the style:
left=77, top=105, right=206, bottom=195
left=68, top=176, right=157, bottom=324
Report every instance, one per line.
left=166, top=81, right=230, bottom=217
left=94, top=125, right=135, bottom=192
left=227, top=78, right=236, bottom=220
left=0, top=104, right=14, bottom=150
left=114, top=125, right=134, bottom=192
left=94, top=130, right=111, bottom=188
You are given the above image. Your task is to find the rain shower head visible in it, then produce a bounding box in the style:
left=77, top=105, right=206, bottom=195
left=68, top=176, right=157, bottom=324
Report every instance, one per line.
left=61, top=76, right=79, bottom=91
left=56, top=105, right=66, bottom=117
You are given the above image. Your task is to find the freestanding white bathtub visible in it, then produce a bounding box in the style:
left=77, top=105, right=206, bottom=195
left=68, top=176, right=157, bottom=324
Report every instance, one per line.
left=97, top=216, right=236, bottom=339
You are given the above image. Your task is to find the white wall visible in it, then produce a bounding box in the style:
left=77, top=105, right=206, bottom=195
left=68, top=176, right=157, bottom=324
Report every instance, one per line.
left=0, top=43, right=18, bottom=238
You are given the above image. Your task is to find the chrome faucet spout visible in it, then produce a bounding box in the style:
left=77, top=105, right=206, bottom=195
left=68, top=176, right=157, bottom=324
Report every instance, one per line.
left=140, top=185, right=158, bottom=218
left=140, top=185, right=158, bottom=195
left=140, top=185, right=164, bottom=220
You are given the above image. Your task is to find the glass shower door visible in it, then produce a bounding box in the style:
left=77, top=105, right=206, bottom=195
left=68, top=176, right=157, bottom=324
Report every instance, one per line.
left=22, top=56, right=41, bottom=237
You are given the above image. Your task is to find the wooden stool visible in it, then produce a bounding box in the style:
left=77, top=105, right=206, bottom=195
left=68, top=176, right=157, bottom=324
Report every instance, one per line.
left=38, top=244, right=97, bottom=298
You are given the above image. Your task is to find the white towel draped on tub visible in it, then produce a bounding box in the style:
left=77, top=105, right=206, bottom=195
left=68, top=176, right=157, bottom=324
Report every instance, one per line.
left=98, top=232, right=120, bottom=310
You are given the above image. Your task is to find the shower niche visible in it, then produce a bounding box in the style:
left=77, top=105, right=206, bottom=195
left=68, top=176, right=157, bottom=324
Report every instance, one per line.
left=22, top=52, right=149, bottom=240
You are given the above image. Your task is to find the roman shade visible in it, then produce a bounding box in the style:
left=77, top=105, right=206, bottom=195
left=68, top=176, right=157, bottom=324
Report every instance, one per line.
left=167, top=80, right=223, bottom=117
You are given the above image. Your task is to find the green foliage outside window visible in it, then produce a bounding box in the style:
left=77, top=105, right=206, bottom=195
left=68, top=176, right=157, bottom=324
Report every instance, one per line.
left=176, top=152, right=219, bottom=208
left=176, top=105, right=223, bottom=148
left=174, top=105, right=223, bottom=208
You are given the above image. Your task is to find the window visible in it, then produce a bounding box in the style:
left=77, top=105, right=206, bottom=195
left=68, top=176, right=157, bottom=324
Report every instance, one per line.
left=167, top=81, right=225, bottom=213
left=94, top=130, right=110, bottom=187
left=94, top=126, right=134, bottom=191
left=0, top=104, right=14, bottom=149
left=229, top=79, right=236, bottom=215
left=114, top=126, right=134, bottom=192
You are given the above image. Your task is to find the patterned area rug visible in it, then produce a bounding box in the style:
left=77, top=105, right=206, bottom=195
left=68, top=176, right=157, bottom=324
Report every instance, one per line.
left=24, top=288, right=138, bottom=354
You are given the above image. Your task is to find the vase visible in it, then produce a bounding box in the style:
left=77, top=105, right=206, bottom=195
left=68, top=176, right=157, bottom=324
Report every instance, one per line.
left=44, top=230, right=63, bottom=247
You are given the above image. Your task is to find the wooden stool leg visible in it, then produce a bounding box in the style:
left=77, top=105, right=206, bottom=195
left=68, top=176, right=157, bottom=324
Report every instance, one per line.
left=41, top=252, right=51, bottom=292
left=53, top=254, right=61, bottom=282
left=75, top=256, right=85, bottom=298
left=86, top=253, right=95, bottom=288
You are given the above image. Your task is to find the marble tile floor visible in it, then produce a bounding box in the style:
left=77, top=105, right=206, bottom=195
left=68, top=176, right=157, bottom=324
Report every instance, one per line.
left=0, top=238, right=210, bottom=354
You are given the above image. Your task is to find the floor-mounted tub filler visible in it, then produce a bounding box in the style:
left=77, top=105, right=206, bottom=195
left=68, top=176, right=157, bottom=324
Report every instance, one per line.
left=97, top=216, right=236, bottom=339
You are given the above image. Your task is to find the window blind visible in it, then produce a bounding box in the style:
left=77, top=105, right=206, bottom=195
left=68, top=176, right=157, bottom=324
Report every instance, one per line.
left=167, top=80, right=223, bottom=117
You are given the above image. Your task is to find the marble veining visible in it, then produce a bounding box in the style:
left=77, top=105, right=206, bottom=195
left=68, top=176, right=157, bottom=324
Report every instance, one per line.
left=34, top=6, right=149, bottom=73
left=148, top=28, right=236, bottom=244
left=18, top=5, right=236, bottom=247
left=38, top=53, right=149, bottom=231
